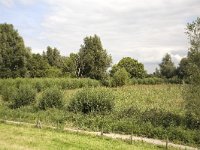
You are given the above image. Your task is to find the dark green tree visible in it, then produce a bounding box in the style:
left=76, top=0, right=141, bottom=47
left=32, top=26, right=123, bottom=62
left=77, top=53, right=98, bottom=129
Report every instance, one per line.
left=62, top=53, right=80, bottom=77
left=110, top=57, right=146, bottom=78
left=78, top=35, right=112, bottom=80
left=153, top=67, right=161, bottom=77
left=159, top=53, right=176, bottom=78
left=44, top=46, right=62, bottom=68
left=112, top=67, right=130, bottom=87
left=177, top=57, right=190, bottom=80
left=27, top=53, right=50, bottom=77
left=184, top=17, right=200, bottom=120
left=0, top=23, right=30, bottom=78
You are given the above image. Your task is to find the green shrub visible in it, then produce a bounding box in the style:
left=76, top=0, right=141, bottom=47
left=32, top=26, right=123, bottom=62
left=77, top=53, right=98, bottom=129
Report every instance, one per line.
left=12, top=85, right=36, bottom=108
left=38, top=87, right=64, bottom=110
left=131, top=77, right=165, bottom=85
left=68, top=88, right=115, bottom=114
left=101, top=76, right=112, bottom=87
left=112, top=68, right=130, bottom=87
left=0, top=78, right=101, bottom=94
left=34, top=81, right=44, bottom=92
left=1, top=85, right=17, bottom=102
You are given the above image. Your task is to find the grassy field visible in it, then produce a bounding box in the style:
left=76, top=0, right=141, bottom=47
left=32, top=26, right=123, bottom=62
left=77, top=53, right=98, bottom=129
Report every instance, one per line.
left=63, top=84, right=184, bottom=114
left=0, top=123, right=167, bottom=150
left=0, top=83, right=199, bottom=147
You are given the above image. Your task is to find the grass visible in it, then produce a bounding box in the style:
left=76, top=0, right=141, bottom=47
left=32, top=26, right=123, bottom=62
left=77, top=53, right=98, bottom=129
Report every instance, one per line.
left=0, top=123, right=168, bottom=150
left=63, top=84, right=184, bottom=114
left=0, top=84, right=199, bottom=147
left=113, top=84, right=184, bottom=114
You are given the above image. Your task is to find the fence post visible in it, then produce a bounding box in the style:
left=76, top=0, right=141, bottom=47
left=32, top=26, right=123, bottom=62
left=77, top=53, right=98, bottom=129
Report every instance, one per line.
left=166, top=136, right=168, bottom=150
left=101, top=124, right=103, bottom=136
left=36, top=119, right=42, bottom=128
left=130, top=130, right=133, bottom=144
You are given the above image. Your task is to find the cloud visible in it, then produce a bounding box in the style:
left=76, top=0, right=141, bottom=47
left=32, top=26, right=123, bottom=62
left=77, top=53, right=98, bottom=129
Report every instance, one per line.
left=1, top=0, right=200, bottom=73
left=0, top=0, right=14, bottom=7
left=0, top=0, right=36, bottom=7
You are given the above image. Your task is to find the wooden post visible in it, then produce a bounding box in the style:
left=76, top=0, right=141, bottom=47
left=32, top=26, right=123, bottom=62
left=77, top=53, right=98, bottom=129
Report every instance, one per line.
left=130, top=131, right=133, bottom=144
left=166, top=136, right=168, bottom=150
left=36, top=119, right=41, bottom=128
left=101, top=125, right=103, bottom=136
left=130, top=125, right=134, bottom=144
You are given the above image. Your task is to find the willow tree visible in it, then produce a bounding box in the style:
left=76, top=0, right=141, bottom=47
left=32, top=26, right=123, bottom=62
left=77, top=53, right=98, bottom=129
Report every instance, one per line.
left=0, top=23, right=30, bottom=78
left=78, top=35, right=112, bottom=80
left=185, top=17, right=200, bottom=121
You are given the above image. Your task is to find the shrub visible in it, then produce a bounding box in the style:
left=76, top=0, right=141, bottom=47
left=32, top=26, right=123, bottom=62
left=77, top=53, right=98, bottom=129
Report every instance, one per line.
left=131, top=77, right=165, bottom=85
left=112, top=68, right=130, bottom=87
left=101, top=75, right=112, bottom=87
left=68, top=88, right=115, bottom=114
left=38, top=87, right=64, bottom=110
left=1, top=85, right=17, bottom=102
left=12, top=85, right=36, bottom=108
left=34, top=81, right=44, bottom=92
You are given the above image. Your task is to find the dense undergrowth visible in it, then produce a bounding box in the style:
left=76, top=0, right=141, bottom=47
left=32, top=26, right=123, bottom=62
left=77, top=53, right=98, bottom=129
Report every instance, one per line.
left=0, top=78, right=199, bottom=147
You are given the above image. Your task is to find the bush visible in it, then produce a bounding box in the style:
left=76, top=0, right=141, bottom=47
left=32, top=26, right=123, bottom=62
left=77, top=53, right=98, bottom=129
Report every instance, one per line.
left=112, top=68, right=130, bottom=87
left=101, top=75, right=112, bottom=87
left=38, top=87, right=64, bottom=110
left=68, top=88, right=115, bottom=114
left=0, top=78, right=101, bottom=94
left=1, top=85, right=17, bottom=102
left=131, top=77, right=165, bottom=85
left=12, top=85, right=36, bottom=108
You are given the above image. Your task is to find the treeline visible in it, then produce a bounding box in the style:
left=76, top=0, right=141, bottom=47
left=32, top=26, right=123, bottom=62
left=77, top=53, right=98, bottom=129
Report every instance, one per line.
left=0, top=23, right=194, bottom=85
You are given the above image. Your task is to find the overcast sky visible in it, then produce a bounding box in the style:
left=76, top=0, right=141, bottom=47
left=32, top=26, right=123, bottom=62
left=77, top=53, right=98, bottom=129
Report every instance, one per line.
left=0, top=0, right=200, bottom=73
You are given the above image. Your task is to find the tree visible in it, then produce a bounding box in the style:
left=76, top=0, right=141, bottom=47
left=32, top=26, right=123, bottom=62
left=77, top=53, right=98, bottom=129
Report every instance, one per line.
left=62, top=53, right=79, bottom=77
left=184, top=17, right=200, bottom=120
left=78, top=35, right=112, bottom=80
left=27, top=53, right=50, bottom=77
left=0, top=23, right=30, bottom=78
left=112, top=68, right=130, bottom=87
left=44, top=46, right=62, bottom=68
left=177, top=57, right=190, bottom=80
left=159, top=53, right=176, bottom=78
left=153, top=68, right=161, bottom=77
left=110, top=57, right=146, bottom=78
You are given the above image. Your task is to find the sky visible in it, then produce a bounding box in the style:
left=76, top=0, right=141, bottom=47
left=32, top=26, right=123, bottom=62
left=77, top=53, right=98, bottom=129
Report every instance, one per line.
left=0, top=0, right=200, bottom=73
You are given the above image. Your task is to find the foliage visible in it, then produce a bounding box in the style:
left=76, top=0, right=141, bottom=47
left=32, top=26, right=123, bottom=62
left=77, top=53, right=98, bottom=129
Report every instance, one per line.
left=68, top=88, right=115, bottom=114
left=100, top=74, right=112, bottom=87
left=176, top=57, right=190, bottom=80
left=62, top=53, right=79, bottom=77
left=45, top=67, right=62, bottom=77
left=1, top=85, right=16, bottom=102
left=184, top=17, right=200, bottom=121
left=159, top=53, right=176, bottom=79
left=0, top=23, right=30, bottom=78
left=112, top=68, right=130, bottom=87
left=78, top=35, right=112, bottom=80
left=131, top=77, right=165, bottom=85
left=12, top=84, right=36, bottom=108
left=1, top=84, right=200, bottom=146
left=27, top=53, right=50, bottom=77
left=43, top=46, right=63, bottom=68
left=38, top=87, right=64, bottom=110
left=110, top=57, right=146, bottom=78
left=0, top=78, right=101, bottom=93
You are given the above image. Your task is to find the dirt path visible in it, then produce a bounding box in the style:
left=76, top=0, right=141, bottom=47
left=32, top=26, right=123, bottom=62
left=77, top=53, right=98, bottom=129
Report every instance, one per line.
left=0, top=119, right=199, bottom=150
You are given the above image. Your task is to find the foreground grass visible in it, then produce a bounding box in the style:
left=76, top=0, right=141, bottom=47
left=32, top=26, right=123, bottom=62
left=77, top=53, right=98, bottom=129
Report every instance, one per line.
left=0, top=123, right=167, bottom=150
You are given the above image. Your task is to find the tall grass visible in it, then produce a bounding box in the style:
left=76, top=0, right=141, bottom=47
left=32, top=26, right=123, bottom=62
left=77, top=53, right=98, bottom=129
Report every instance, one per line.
left=0, top=83, right=199, bottom=147
left=0, top=78, right=101, bottom=93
